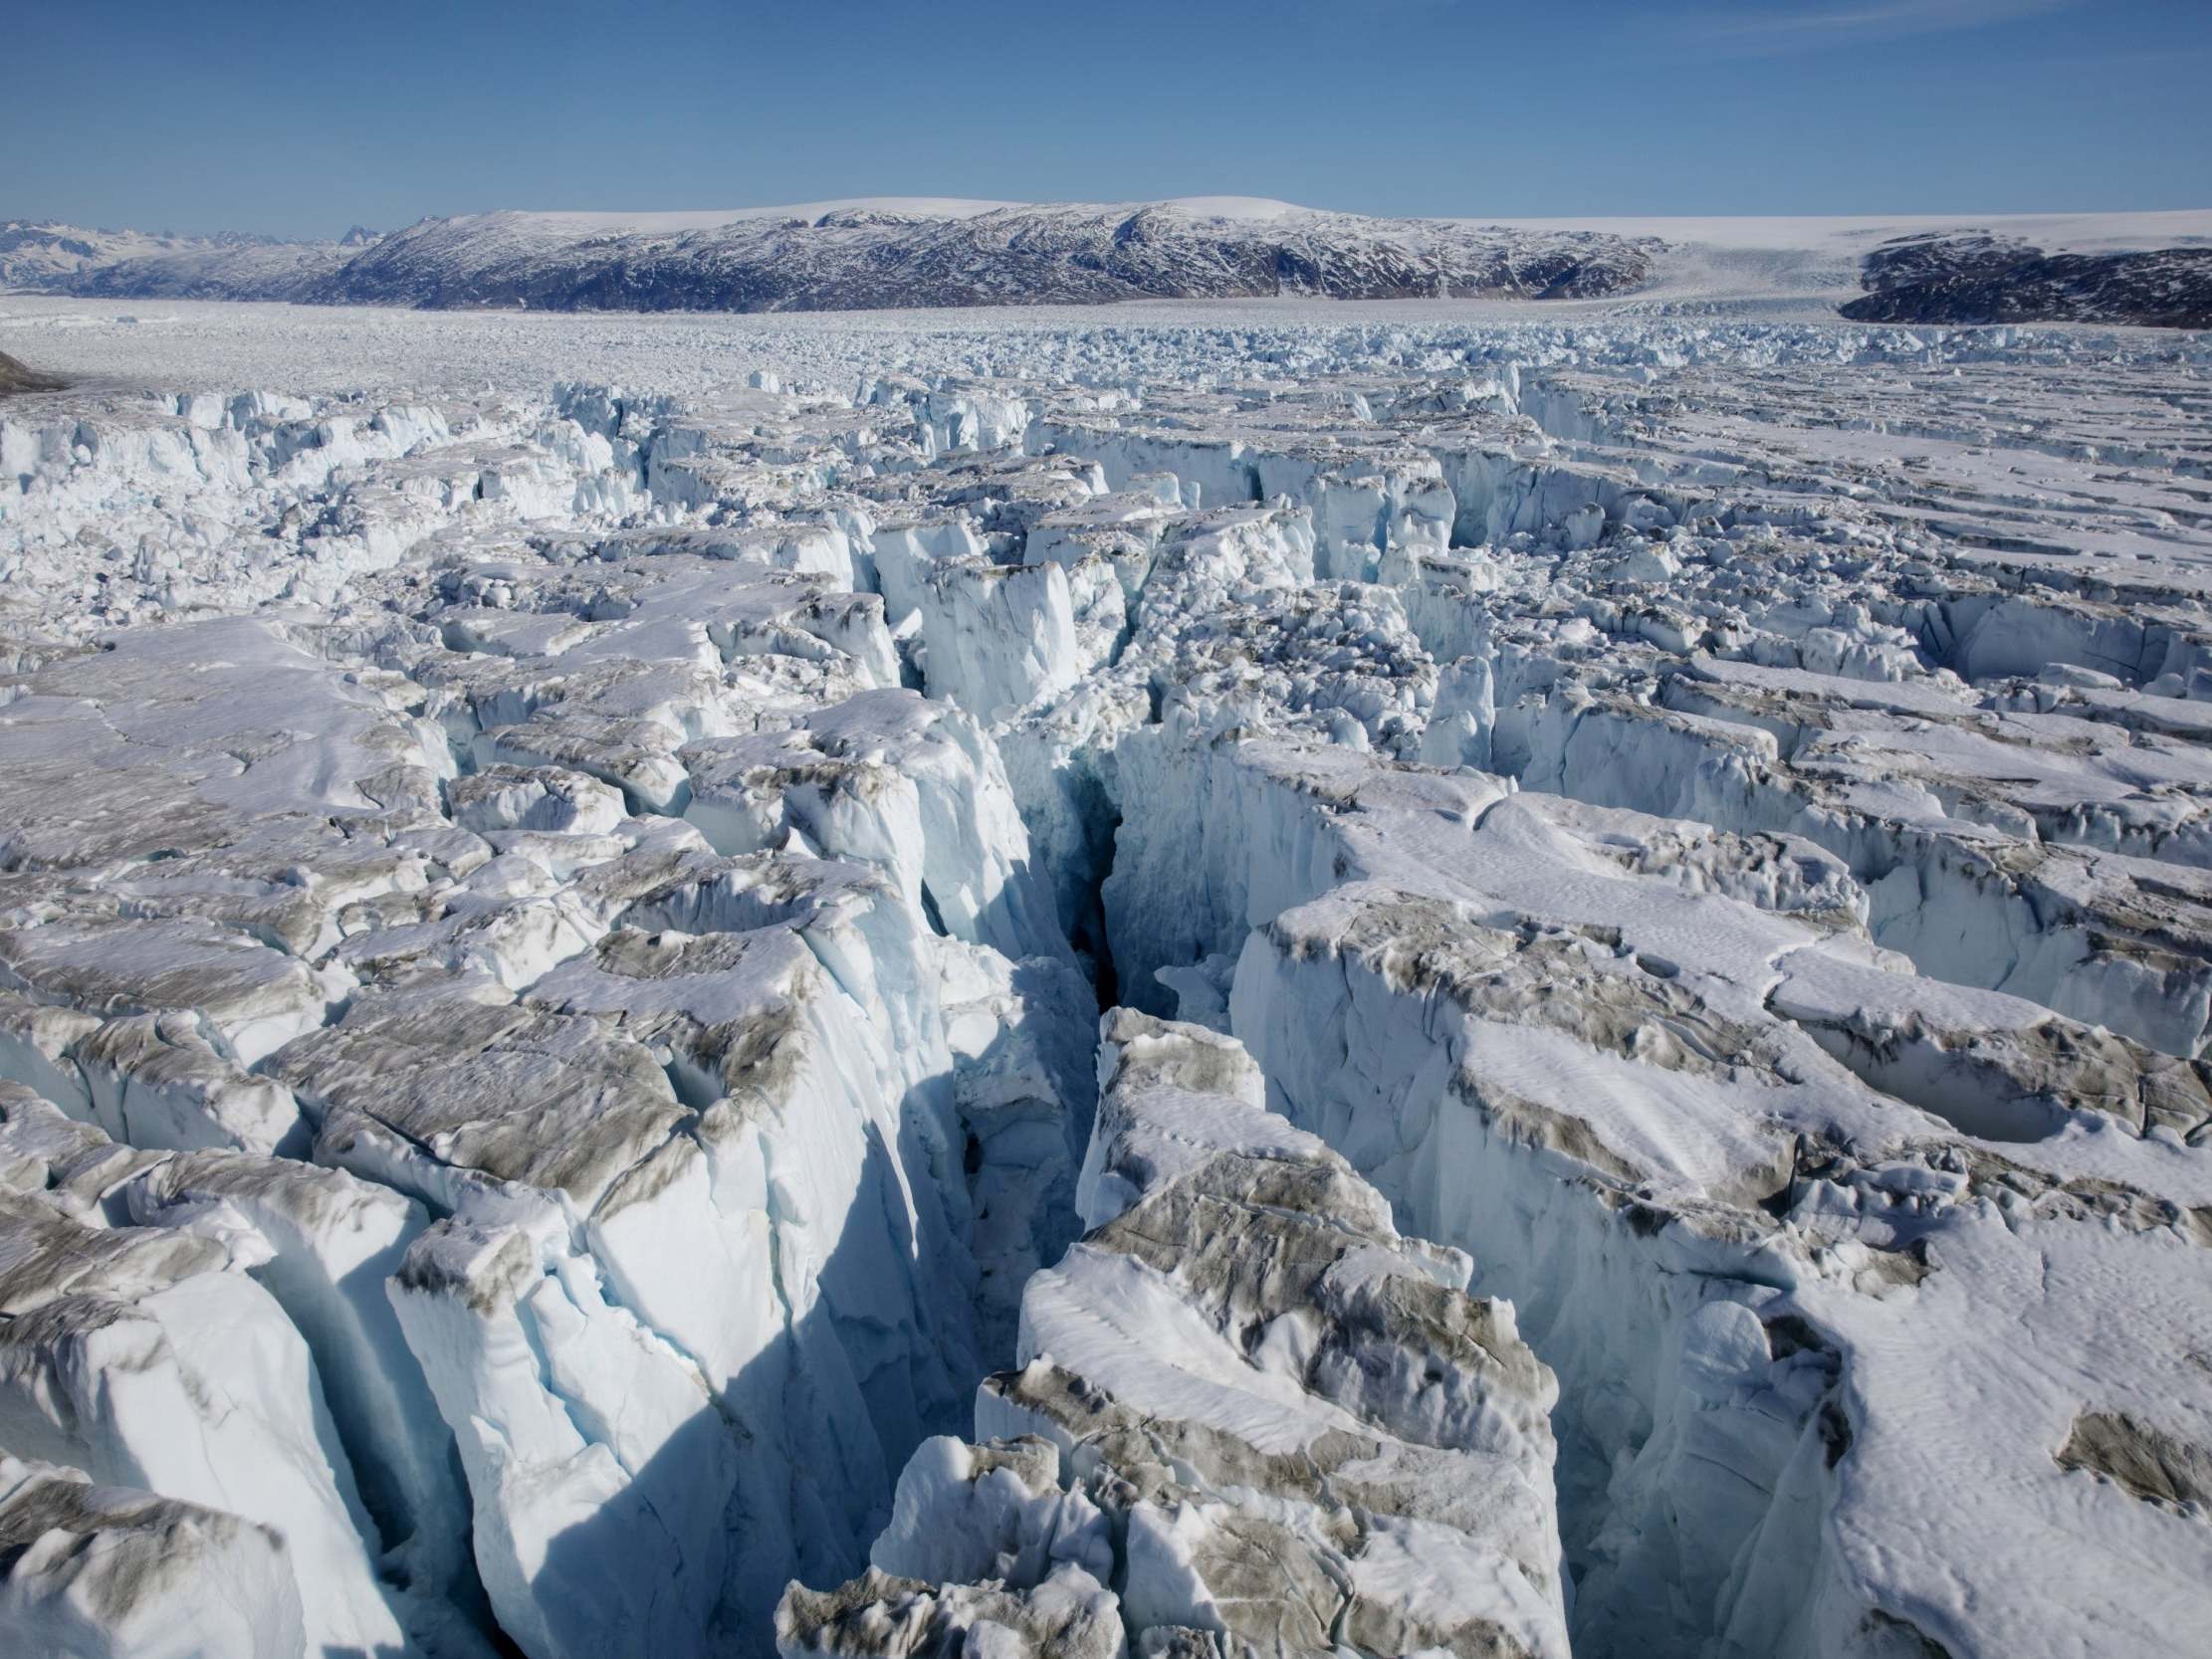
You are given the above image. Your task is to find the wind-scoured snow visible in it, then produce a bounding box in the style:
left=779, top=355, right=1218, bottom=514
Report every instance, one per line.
left=1, top=293, right=2210, bottom=1659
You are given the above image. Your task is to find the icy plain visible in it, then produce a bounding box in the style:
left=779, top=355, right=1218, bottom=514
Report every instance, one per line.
left=1, top=294, right=2210, bottom=1659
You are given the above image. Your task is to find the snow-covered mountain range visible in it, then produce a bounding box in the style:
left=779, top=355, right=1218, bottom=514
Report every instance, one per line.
left=12, top=199, right=2212, bottom=324
left=331, top=199, right=1664, bottom=310
left=0, top=220, right=371, bottom=302
left=4, top=199, right=1657, bottom=311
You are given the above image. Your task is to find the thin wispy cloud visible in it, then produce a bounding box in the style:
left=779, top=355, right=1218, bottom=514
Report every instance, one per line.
left=1690, top=0, right=2079, bottom=56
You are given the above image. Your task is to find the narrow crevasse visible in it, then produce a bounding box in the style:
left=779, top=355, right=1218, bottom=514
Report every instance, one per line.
left=779, top=1008, right=1573, bottom=1659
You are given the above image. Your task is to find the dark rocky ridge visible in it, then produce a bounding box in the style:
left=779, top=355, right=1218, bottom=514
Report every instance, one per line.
left=1842, top=231, right=2212, bottom=328
left=0, top=350, right=66, bottom=395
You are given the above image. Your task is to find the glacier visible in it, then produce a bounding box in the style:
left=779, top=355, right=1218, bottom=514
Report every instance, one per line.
left=0, top=292, right=2209, bottom=1659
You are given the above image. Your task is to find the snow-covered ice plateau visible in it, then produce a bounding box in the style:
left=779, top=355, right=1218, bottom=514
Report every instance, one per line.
left=1, top=296, right=2210, bottom=1659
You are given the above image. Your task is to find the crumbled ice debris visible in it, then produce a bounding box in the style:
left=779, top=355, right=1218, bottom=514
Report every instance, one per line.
left=3, top=297, right=2212, bottom=1659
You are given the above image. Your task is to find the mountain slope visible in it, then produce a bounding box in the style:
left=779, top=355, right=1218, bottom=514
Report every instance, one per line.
left=1840, top=230, right=2212, bottom=328
left=317, top=199, right=1657, bottom=311
left=4, top=199, right=1657, bottom=311
left=1, top=220, right=361, bottom=300
left=0, top=349, right=66, bottom=395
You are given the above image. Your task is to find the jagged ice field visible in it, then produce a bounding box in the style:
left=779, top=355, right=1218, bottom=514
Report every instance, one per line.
left=1, top=294, right=2210, bottom=1659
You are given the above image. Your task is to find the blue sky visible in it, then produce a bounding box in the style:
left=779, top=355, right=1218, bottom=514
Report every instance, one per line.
left=9, top=0, right=2209, bottom=239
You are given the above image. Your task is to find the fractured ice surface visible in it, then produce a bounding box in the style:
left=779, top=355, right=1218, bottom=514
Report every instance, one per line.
left=784, top=1010, right=1569, bottom=1659
left=0, top=1092, right=410, bottom=1656
left=3, top=299, right=2212, bottom=1657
